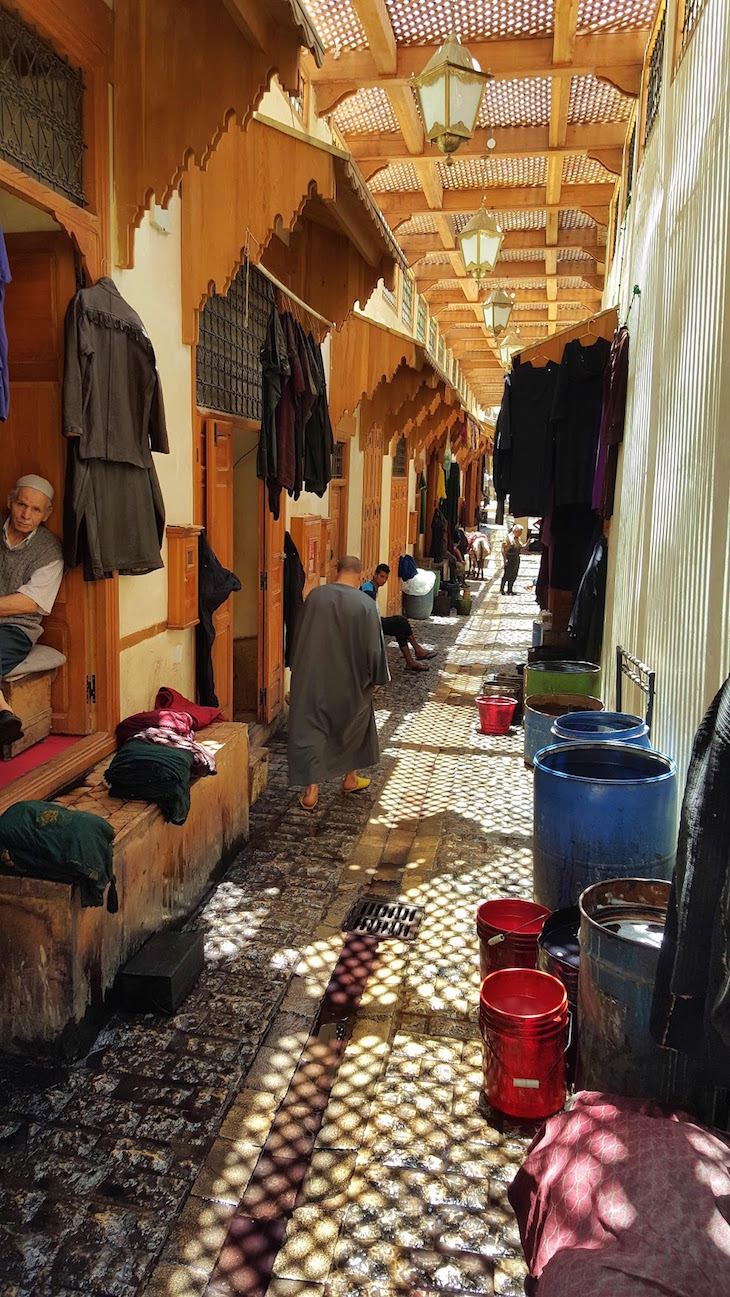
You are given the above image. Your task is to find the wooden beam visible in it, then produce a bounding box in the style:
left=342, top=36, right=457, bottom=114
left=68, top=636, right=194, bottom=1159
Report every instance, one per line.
left=348, top=121, right=629, bottom=167
left=387, top=84, right=424, bottom=153
left=546, top=155, right=563, bottom=206
left=553, top=0, right=580, bottom=66
left=378, top=182, right=615, bottom=218
left=399, top=228, right=603, bottom=257
left=435, top=214, right=456, bottom=249
left=424, top=284, right=602, bottom=303
left=305, top=31, right=649, bottom=110
left=415, top=160, right=443, bottom=210
left=350, top=0, right=396, bottom=73
left=414, top=259, right=603, bottom=284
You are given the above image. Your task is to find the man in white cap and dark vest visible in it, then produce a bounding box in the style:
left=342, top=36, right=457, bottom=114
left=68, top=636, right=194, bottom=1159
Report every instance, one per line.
left=0, top=475, right=64, bottom=743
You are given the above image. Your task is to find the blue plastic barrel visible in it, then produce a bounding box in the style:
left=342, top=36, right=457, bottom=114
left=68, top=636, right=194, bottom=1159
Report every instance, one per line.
left=524, top=693, right=603, bottom=767
left=533, top=742, right=677, bottom=911
left=551, top=711, right=650, bottom=748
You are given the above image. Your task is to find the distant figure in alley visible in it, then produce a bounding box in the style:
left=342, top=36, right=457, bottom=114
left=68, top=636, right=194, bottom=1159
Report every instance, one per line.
left=288, top=555, right=390, bottom=812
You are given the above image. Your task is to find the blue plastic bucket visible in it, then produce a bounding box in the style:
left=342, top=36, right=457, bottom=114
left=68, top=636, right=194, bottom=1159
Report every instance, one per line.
left=533, top=742, right=677, bottom=911
left=551, top=710, right=650, bottom=748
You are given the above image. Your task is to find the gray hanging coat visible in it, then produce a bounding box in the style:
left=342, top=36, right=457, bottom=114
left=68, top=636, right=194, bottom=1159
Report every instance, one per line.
left=288, top=583, right=390, bottom=786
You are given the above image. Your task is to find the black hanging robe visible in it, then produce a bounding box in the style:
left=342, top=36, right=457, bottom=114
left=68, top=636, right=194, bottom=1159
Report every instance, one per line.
left=196, top=531, right=241, bottom=708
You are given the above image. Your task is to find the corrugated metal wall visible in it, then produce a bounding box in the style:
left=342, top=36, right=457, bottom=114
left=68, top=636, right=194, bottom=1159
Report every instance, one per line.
left=603, top=0, right=730, bottom=780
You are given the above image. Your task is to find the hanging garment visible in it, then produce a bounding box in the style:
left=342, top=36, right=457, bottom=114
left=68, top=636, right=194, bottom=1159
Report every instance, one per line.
left=63, top=440, right=165, bottom=579
left=493, top=377, right=512, bottom=525
left=155, top=687, right=222, bottom=729
left=287, top=583, right=390, bottom=787
left=429, top=506, right=447, bottom=562
left=275, top=312, right=305, bottom=497
left=62, top=278, right=168, bottom=466
left=257, top=307, right=290, bottom=520
left=293, top=320, right=318, bottom=500
left=418, top=472, right=427, bottom=535
left=130, top=726, right=217, bottom=778
left=593, top=325, right=630, bottom=518
left=105, top=740, right=194, bottom=825
left=445, top=462, right=460, bottom=528
left=436, top=463, right=447, bottom=502
left=651, top=673, right=730, bottom=1085
left=551, top=336, right=611, bottom=508
left=196, top=531, right=241, bottom=708
left=549, top=504, right=599, bottom=595
left=303, top=333, right=334, bottom=496
left=507, top=360, right=558, bottom=518
left=0, top=225, right=10, bottom=422
left=283, top=530, right=306, bottom=668
left=568, top=534, right=608, bottom=663
left=0, top=800, right=117, bottom=911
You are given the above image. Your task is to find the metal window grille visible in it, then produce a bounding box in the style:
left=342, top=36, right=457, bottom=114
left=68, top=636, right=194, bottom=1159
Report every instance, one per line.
left=196, top=260, right=276, bottom=420
left=437, top=336, right=445, bottom=367
left=393, top=436, right=407, bottom=478
left=331, top=440, right=345, bottom=480
left=679, top=0, right=707, bottom=57
left=416, top=296, right=427, bottom=343
left=428, top=318, right=437, bottom=354
left=401, top=272, right=413, bottom=330
left=644, top=9, right=666, bottom=148
left=383, top=281, right=396, bottom=308
left=0, top=5, right=85, bottom=206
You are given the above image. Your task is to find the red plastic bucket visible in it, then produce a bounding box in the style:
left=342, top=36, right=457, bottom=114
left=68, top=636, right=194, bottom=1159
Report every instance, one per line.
left=476, top=898, right=551, bottom=979
left=479, top=968, right=569, bottom=1119
left=476, top=695, right=517, bottom=735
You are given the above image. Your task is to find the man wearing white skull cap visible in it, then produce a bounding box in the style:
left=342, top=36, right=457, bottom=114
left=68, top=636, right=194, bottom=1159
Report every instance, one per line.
left=0, top=475, right=64, bottom=742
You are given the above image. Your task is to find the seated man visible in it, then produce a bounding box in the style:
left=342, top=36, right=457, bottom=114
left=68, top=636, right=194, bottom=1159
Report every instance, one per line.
left=0, top=475, right=64, bottom=743
left=362, top=563, right=436, bottom=673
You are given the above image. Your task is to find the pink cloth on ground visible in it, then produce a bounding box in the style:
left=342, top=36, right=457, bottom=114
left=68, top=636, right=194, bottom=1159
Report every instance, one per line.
left=508, top=1090, right=730, bottom=1297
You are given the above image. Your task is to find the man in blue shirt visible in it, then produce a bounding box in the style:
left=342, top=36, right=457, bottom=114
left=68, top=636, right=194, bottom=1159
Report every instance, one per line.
left=362, top=563, right=436, bottom=673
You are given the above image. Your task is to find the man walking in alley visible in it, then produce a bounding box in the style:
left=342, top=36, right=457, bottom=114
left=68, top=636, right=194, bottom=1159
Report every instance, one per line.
left=288, top=555, right=390, bottom=811
left=361, top=563, right=436, bottom=672
left=501, top=524, right=526, bottom=596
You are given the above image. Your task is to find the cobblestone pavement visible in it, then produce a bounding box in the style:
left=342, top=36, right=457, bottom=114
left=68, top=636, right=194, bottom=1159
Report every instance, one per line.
left=0, top=558, right=541, bottom=1297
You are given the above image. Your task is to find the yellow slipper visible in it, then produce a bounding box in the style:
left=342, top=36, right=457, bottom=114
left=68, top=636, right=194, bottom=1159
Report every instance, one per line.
left=342, top=776, right=370, bottom=794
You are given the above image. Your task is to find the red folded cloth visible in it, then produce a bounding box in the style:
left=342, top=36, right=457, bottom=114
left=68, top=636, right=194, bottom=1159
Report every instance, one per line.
left=116, top=708, right=194, bottom=748
left=155, top=687, right=223, bottom=730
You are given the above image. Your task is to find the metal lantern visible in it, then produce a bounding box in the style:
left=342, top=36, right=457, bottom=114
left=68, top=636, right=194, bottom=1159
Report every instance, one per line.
left=499, top=332, right=522, bottom=368
left=458, top=204, right=504, bottom=282
left=413, top=31, right=490, bottom=164
left=482, top=288, right=513, bottom=336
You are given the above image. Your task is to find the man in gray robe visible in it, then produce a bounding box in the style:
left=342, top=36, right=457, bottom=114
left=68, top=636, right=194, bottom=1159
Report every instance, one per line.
left=288, top=555, right=390, bottom=811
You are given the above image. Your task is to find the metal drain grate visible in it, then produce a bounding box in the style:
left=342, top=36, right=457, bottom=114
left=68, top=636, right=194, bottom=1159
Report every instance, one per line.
left=344, top=898, right=423, bottom=940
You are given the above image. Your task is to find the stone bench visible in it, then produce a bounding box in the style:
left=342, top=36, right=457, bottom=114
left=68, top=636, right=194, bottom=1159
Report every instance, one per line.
left=0, top=720, right=249, bottom=1054
left=1, top=643, right=67, bottom=760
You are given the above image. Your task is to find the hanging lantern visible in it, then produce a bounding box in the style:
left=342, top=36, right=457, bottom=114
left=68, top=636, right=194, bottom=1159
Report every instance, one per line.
left=413, top=31, right=490, bottom=165
left=482, top=288, right=513, bottom=336
left=499, top=332, right=522, bottom=368
left=458, top=204, right=503, bottom=282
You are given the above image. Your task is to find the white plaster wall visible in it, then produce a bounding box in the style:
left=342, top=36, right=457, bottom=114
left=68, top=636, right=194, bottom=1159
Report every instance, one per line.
left=113, top=194, right=196, bottom=715
left=602, top=0, right=730, bottom=779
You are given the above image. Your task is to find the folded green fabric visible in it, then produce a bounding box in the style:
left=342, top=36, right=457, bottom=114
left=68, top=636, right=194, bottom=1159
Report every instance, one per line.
left=105, top=739, right=194, bottom=824
left=0, top=800, right=117, bottom=910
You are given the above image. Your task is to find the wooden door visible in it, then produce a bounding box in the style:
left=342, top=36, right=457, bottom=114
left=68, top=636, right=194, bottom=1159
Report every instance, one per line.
left=205, top=417, right=234, bottom=717
left=361, top=426, right=383, bottom=581
left=387, top=476, right=409, bottom=615
left=2, top=233, right=91, bottom=734
left=258, top=481, right=285, bottom=723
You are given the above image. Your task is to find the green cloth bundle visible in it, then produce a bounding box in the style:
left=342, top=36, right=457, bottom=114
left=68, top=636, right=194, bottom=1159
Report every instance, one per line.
left=105, top=739, right=194, bottom=825
left=0, top=800, right=117, bottom=911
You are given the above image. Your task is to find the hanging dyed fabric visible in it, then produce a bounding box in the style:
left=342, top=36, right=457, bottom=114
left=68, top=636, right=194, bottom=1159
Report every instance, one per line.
left=445, top=461, right=460, bottom=528
left=593, top=325, right=630, bottom=519
left=303, top=332, right=334, bottom=496
left=651, top=672, right=730, bottom=1085
left=436, top=463, right=447, bottom=502
left=196, top=531, right=241, bottom=708
left=293, top=320, right=318, bottom=500
left=62, top=278, right=169, bottom=579
left=257, top=307, right=290, bottom=520
left=568, top=534, right=608, bottom=663
left=551, top=336, right=611, bottom=508
left=507, top=360, right=558, bottom=518
left=0, top=225, right=10, bottom=423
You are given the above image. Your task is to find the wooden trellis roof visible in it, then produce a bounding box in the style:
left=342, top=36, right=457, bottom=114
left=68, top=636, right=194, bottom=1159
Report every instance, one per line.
left=302, top=0, right=657, bottom=406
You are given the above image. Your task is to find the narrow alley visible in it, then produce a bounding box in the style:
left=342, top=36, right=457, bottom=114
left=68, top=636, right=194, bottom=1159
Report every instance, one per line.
left=1, top=563, right=539, bottom=1297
